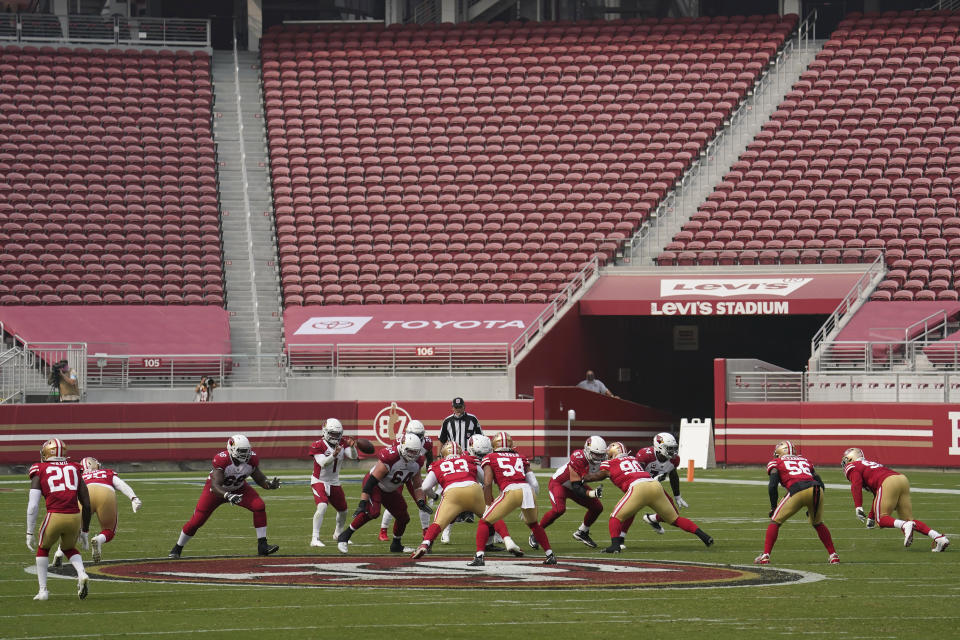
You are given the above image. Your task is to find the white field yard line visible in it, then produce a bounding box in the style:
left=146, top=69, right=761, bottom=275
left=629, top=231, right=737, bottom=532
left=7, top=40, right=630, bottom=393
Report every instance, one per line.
left=3, top=474, right=958, bottom=494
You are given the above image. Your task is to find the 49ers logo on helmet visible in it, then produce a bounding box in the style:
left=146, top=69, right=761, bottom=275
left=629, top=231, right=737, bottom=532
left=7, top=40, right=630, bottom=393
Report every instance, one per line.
left=86, top=557, right=822, bottom=590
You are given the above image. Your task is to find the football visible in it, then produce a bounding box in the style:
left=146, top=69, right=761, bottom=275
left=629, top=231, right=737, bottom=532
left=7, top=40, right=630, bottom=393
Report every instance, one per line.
left=354, top=438, right=376, bottom=454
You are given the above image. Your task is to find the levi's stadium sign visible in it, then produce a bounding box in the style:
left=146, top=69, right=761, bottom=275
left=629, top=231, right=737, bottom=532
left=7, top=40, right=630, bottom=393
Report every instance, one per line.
left=580, top=269, right=871, bottom=317
left=283, top=304, right=547, bottom=345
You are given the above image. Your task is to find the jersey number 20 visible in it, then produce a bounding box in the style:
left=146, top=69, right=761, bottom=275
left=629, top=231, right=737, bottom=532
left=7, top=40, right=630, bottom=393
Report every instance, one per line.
left=47, top=466, right=79, bottom=493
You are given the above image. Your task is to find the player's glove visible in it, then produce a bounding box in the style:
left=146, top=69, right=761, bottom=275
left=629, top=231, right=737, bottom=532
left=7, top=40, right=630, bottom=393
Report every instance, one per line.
left=866, top=517, right=876, bottom=529
left=26, top=533, right=35, bottom=551
left=224, top=492, right=243, bottom=505
left=855, top=507, right=867, bottom=523
left=131, top=497, right=142, bottom=513
left=675, top=495, right=689, bottom=509
left=768, top=508, right=775, bottom=518
left=587, top=485, right=602, bottom=499
left=655, top=472, right=668, bottom=482
left=267, top=477, right=281, bottom=490
left=353, top=499, right=369, bottom=517
left=416, top=499, right=434, bottom=515
left=79, top=531, right=90, bottom=550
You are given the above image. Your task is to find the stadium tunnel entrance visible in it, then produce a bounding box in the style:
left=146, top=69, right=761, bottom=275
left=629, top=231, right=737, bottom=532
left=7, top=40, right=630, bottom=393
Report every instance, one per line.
left=578, top=313, right=826, bottom=419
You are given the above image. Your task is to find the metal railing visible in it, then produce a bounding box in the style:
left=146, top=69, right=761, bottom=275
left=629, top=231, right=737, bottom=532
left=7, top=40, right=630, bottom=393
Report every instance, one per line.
left=625, top=9, right=818, bottom=265
left=287, top=343, right=511, bottom=376
left=17, top=340, right=87, bottom=398
left=0, top=14, right=210, bottom=46
left=808, top=254, right=886, bottom=365
left=510, top=255, right=601, bottom=361
left=730, top=370, right=960, bottom=404
left=86, top=353, right=285, bottom=388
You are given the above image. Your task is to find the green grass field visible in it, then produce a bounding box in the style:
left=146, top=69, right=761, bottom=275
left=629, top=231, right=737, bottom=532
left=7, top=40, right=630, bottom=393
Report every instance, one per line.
left=2, top=466, right=958, bottom=640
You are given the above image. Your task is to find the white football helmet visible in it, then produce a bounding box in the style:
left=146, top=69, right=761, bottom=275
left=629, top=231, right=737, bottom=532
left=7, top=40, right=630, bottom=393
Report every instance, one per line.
left=468, top=434, right=493, bottom=457
left=398, top=432, right=422, bottom=461
left=81, top=456, right=101, bottom=472
left=405, top=420, right=426, bottom=441
left=583, top=435, right=607, bottom=463
left=322, top=418, right=343, bottom=446
left=653, top=433, right=678, bottom=460
left=227, top=434, right=252, bottom=464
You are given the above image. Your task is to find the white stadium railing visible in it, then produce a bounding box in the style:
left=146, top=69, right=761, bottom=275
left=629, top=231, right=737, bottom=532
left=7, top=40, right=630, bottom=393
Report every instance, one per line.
left=0, top=14, right=210, bottom=47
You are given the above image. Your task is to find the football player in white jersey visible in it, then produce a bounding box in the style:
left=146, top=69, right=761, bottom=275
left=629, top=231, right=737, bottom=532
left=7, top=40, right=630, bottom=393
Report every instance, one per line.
left=168, top=435, right=281, bottom=558
left=379, top=420, right=435, bottom=541
left=308, top=418, right=357, bottom=546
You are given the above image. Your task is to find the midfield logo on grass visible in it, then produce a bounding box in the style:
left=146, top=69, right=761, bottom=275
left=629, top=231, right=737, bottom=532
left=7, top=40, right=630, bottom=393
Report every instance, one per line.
left=86, top=556, right=818, bottom=590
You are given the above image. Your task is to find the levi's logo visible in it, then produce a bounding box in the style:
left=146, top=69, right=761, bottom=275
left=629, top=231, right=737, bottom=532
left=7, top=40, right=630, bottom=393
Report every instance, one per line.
left=659, top=278, right=812, bottom=298
left=293, top=316, right=373, bottom=335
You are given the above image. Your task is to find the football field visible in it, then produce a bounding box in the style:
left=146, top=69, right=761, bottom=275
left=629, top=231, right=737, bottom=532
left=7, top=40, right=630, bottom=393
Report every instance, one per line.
left=2, top=466, right=958, bottom=640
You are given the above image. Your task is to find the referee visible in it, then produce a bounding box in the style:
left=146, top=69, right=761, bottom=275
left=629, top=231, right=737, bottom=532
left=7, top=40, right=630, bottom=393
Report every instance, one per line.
left=438, top=397, right=484, bottom=532
left=439, top=397, right=482, bottom=451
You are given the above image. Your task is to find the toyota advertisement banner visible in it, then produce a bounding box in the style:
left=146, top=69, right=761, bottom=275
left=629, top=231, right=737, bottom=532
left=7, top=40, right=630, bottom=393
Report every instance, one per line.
left=580, top=270, right=871, bottom=316
left=283, top=304, right=549, bottom=345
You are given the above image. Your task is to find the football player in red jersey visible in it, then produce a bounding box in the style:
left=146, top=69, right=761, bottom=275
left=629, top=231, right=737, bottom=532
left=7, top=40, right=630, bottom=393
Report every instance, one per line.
left=842, top=448, right=949, bottom=552
left=632, top=433, right=690, bottom=536
left=26, top=439, right=92, bottom=601
left=168, top=434, right=282, bottom=559
left=535, top=435, right=607, bottom=549
left=308, top=418, right=358, bottom=547
left=471, top=431, right=557, bottom=566
left=412, top=436, right=524, bottom=558
left=598, top=442, right=713, bottom=553
left=53, top=456, right=142, bottom=566
left=338, top=432, right=433, bottom=553
left=380, top=420, right=435, bottom=542
left=754, top=441, right=838, bottom=565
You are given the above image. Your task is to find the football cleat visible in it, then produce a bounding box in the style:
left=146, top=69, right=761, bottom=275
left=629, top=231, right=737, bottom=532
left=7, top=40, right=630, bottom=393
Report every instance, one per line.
left=543, top=553, right=558, bottom=565
left=903, top=521, right=915, bottom=547
left=528, top=533, right=540, bottom=550
left=467, top=555, right=485, bottom=567
left=337, top=541, right=349, bottom=554
left=77, top=574, right=89, bottom=600
left=440, top=528, right=451, bottom=544
left=258, top=541, right=279, bottom=556
left=168, top=544, right=183, bottom=559
left=933, top=536, right=950, bottom=552
left=754, top=553, right=770, bottom=564
left=485, top=543, right=505, bottom=552
left=309, top=538, right=325, bottom=547
left=506, top=541, right=524, bottom=557
left=390, top=538, right=405, bottom=553
left=643, top=513, right=665, bottom=534
left=378, top=528, right=389, bottom=542
left=601, top=543, right=622, bottom=554
left=828, top=553, right=840, bottom=564
left=701, top=534, right=715, bottom=547
left=34, top=589, right=49, bottom=601
left=411, top=544, right=429, bottom=559
left=91, top=538, right=102, bottom=564
left=573, top=529, right=598, bottom=548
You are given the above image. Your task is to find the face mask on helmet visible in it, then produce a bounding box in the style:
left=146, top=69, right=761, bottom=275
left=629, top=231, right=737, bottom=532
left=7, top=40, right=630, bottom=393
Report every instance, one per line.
left=227, top=434, right=252, bottom=464
left=440, top=442, right=462, bottom=458
left=41, top=438, right=67, bottom=462
left=774, top=441, right=796, bottom=458
left=841, top=447, right=864, bottom=466
left=322, top=418, right=343, bottom=446
left=606, top=442, right=627, bottom=459
left=81, top=457, right=100, bottom=472
left=405, top=420, right=426, bottom=440
left=399, top=433, right=422, bottom=461
left=584, top=436, right=607, bottom=463
left=468, top=434, right=493, bottom=457
left=653, top=433, right=678, bottom=460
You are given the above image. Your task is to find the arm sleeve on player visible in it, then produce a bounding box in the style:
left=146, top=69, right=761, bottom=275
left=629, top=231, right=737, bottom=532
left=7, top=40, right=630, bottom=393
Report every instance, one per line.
left=344, top=445, right=358, bottom=460
left=112, top=476, right=137, bottom=500
left=767, top=470, right=780, bottom=510
left=421, top=470, right=438, bottom=494
left=669, top=468, right=681, bottom=496
left=363, top=473, right=379, bottom=495
left=26, top=488, right=42, bottom=535
left=315, top=451, right=336, bottom=468
left=849, top=470, right=864, bottom=508
left=525, top=471, right=540, bottom=494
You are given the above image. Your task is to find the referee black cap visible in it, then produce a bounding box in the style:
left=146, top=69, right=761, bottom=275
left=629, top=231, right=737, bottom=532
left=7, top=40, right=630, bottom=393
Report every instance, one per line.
left=452, top=397, right=465, bottom=408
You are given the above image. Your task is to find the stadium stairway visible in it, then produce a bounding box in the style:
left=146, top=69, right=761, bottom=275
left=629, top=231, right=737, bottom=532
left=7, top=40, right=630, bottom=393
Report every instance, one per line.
left=630, top=31, right=823, bottom=266
left=211, top=49, right=285, bottom=369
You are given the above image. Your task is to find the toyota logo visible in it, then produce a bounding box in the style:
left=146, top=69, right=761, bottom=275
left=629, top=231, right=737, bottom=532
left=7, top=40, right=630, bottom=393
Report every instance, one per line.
left=312, top=320, right=355, bottom=330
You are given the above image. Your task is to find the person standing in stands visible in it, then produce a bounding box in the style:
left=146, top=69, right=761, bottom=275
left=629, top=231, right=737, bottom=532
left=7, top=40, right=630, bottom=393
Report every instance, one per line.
left=576, top=370, right=617, bottom=398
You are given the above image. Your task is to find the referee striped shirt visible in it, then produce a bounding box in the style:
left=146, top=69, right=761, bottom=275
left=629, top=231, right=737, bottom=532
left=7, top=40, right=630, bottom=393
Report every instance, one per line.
left=438, top=412, right=482, bottom=450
